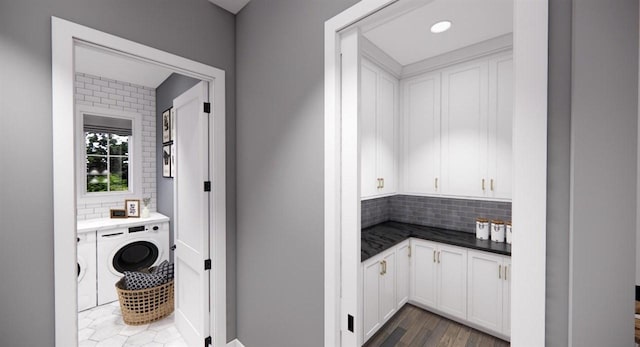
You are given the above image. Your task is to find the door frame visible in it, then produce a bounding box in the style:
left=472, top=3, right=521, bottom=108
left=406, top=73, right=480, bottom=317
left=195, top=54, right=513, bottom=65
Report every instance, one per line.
left=324, top=0, right=548, bottom=346
left=52, top=17, right=226, bottom=347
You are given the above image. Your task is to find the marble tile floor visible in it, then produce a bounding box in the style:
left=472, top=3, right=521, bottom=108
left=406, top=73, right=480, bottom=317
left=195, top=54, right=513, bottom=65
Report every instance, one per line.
left=78, top=301, right=187, bottom=347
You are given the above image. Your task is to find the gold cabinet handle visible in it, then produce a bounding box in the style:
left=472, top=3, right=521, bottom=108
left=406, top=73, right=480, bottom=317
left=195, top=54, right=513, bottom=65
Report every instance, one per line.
left=433, top=250, right=436, bottom=263
left=380, top=261, right=384, bottom=275
left=504, top=266, right=508, bottom=281
left=499, top=264, right=502, bottom=279
left=437, top=251, right=441, bottom=263
left=482, top=178, right=486, bottom=191
left=381, top=178, right=384, bottom=189
left=491, top=179, right=494, bottom=191
left=435, top=177, right=438, bottom=190
left=383, top=260, right=387, bottom=274
left=376, top=178, right=381, bottom=189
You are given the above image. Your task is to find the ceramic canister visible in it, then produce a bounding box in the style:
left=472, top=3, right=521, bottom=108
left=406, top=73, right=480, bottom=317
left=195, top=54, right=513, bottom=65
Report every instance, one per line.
left=491, top=220, right=505, bottom=243
left=506, top=222, right=512, bottom=244
left=476, top=218, right=489, bottom=240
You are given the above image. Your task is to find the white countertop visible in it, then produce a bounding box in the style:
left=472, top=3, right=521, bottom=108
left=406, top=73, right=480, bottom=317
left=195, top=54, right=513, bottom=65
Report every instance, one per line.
left=77, top=212, right=170, bottom=233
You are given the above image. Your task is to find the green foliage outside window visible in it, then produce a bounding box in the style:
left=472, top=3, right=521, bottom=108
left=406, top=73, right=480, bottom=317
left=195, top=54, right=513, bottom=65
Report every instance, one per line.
left=86, top=132, right=129, bottom=192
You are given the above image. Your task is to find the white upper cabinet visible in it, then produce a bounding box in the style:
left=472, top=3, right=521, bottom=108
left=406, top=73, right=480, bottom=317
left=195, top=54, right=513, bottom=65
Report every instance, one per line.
left=487, top=54, right=513, bottom=199
left=441, top=60, right=489, bottom=197
left=400, top=52, right=513, bottom=200
left=402, top=73, right=441, bottom=194
left=360, top=58, right=398, bottom=199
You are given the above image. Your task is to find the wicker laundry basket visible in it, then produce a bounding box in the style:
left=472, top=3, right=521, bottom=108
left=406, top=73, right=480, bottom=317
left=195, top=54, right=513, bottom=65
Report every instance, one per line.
left=115, top=277, right=174, bottom=325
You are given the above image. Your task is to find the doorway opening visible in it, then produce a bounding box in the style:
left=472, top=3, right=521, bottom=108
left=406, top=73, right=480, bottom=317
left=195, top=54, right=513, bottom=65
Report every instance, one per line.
left=52, top=18, right=227, bottom=347
left=324, top=0, right=548, bottom=346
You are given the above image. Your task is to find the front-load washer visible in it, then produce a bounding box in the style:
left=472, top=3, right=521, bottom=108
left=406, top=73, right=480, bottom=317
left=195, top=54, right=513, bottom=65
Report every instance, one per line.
left=97, top=222, right=169, bottom=305
left=77, top=231, right=97, bottom=311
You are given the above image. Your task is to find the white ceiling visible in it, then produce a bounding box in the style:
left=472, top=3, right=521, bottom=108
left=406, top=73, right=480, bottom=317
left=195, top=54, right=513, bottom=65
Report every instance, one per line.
left=362, top=0, right=513, bottom=66
left=208, top=0, right=250, bottom=14
left=75, top=45, right=174, bottom=88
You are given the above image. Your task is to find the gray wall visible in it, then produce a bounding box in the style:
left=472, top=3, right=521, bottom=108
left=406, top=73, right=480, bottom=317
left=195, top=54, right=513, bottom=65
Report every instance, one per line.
left=235, top=0, right=358, bottom=346
left=569, top=0, right=638, bottom=346
left=0, top=1, right=236, bottom=345
left=545, top=0, right=572, bottom=345
left=155, top=72, right=200, bottom=260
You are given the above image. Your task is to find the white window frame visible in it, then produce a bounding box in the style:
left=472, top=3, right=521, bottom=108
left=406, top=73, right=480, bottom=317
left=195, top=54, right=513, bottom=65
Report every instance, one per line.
left=75, top=105, right=142, bottom=204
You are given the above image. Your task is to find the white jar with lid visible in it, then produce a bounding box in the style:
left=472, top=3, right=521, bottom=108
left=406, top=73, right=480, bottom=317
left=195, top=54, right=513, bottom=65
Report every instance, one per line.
left=491, top=220, right=505, bottom=243
left=505, top=222, right=512, bottom=244
left=476, top=218, right=489, bottom=240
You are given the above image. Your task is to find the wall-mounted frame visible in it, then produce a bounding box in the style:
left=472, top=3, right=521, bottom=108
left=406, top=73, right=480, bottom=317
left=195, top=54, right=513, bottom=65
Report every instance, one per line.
left=163, top=144, right=172, bottom=178
left=170, top=143, right=176, bottom=178
left=125, top=199, right=140, bottom=218
left=162, top=108, right=172, bottom=143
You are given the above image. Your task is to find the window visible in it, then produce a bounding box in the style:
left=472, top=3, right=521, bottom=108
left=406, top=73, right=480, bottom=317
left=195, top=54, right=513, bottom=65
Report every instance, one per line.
left=85, top=131, right=129, bottom=192
left=77, top=109, right=141, bottom=201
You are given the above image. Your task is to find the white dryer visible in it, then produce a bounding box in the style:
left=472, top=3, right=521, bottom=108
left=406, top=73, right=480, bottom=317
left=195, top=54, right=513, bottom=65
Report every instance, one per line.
left=97, top=222, right=169, bottom=305
left=77, top=231, right=97, bottom=311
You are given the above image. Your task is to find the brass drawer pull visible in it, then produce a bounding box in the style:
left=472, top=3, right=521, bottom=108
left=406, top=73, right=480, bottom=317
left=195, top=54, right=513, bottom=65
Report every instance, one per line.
left=499, top=264, right=502, bottom=279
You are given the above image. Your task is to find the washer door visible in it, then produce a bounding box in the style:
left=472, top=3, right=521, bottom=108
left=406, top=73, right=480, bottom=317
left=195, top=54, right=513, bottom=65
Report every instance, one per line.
left=77, top=256, right=87, bottom=282
left=111, top=240, right=159, bottom=274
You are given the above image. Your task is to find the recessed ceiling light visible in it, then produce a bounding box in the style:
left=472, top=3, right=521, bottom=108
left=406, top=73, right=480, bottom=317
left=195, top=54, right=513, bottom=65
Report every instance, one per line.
left=430, top=20, right=452, bottom=34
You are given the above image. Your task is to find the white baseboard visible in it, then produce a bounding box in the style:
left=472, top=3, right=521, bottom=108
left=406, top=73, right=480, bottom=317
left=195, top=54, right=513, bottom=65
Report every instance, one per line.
left=227, top=339, right=245, bottom=347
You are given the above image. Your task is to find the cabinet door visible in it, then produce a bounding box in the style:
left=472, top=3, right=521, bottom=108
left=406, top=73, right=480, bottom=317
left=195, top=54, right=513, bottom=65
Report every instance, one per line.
left=403, top=74, right=441, bottom=194
left=441, top=61, right=489, bottom=197
left=396, top=241, right=410, bottom=307
left=377, top=71, right=397, bottom=195
left=380, top=250, right=397, bottom=322
left=411, top=240, right=437, bottom=308
left=436, top=244, right=468, bottom=320
left=363, top=256, right=382, bottom=341
left=467, top=251, right=503, bottom=332
left=360, top=61, right=379, bottom=198
left=488, top=55, right=513, bottom=199
left=502, top=257, right=511, bottom=336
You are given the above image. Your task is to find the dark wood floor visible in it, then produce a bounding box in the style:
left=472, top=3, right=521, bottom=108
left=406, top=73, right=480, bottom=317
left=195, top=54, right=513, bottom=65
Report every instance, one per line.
left=363, top=304, right=510, bottom=347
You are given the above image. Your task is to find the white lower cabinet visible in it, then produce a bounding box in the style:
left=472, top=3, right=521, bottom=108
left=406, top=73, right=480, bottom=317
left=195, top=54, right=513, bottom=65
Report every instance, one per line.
left=410, top=239, right=467, bottom=320
left=362, top=248, right=397, bottom=342
left=363, top=239, right=510, bottom=344
left=396, top=240, right=410, bottom=307
left=362, top=240, right=410, bottom=343
left=467, top=250, right=511, bottom=336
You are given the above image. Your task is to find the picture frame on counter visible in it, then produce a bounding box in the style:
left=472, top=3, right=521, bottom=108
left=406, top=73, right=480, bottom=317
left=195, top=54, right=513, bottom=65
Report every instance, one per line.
left=162, top=108, right=172, bottom=143
left=125, top=199, right=140, bottom=218
left=162, top=144, right=172, bottom=178
left=110, top=208, right=127, bottom=219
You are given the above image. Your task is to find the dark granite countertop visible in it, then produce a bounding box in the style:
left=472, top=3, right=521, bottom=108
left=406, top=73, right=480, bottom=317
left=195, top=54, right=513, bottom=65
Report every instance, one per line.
left=361, top=221, right=511, bottom=262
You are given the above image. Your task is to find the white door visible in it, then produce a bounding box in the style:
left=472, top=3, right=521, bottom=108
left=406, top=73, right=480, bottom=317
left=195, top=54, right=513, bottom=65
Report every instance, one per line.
left=436, top=244, right=467, bottom=320
left=441, top=61, right=488, bottom=197
left=411, top=240, right=437, bottom=308
left=173, top=81, right=211, bottom=347
left=396, top=241, right=410, bottom=307
left=403, top=73, right=441, bottom=194
left=467, top=250, right=503, bottom=332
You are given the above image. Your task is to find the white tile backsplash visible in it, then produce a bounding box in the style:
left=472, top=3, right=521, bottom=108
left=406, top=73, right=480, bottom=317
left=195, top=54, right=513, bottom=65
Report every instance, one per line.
left=76, top=73, right=157, bottom=220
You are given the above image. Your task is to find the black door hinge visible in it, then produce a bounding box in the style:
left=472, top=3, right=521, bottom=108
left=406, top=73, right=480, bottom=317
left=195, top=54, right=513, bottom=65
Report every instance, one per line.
left=205, top=259, right=212, bottom=270
left=205, top=336, right=212, bottom=346
left=348, top=314, right=354, bottom=332
left=204, top=181, right=211, bottom=192
left=204, top=102, right=211, bottom=114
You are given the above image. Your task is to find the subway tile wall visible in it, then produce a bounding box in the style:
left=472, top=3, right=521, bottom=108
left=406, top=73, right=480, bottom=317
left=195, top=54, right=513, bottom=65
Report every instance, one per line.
left=76, top=73, right=157, bottom=220
left=362, top=195, right=512, bottom=233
